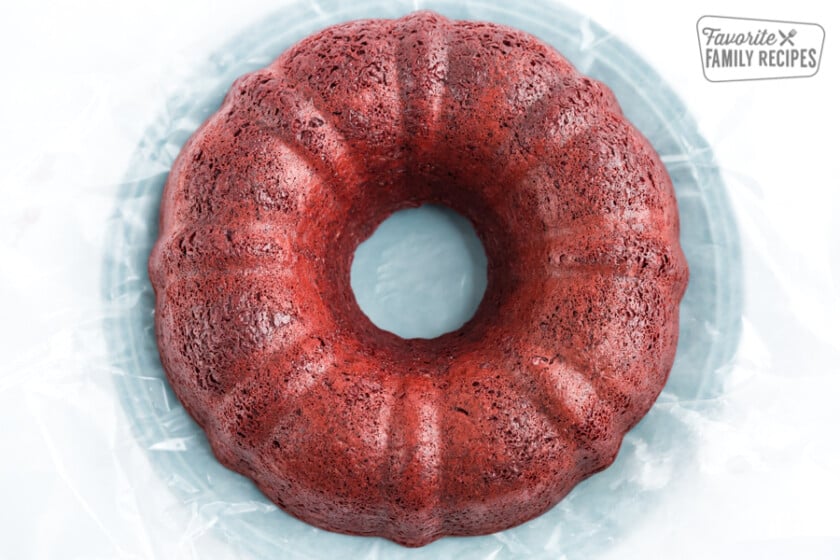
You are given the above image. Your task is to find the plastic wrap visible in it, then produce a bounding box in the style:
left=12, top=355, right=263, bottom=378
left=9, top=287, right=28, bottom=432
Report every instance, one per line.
left=5, top=0, right=838, bottom=558
left=106, top=0, right=739, bottom=556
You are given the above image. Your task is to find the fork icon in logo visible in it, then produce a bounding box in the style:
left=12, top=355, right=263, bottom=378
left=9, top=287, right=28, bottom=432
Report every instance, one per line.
left=779, top=28, right=797, bottom=46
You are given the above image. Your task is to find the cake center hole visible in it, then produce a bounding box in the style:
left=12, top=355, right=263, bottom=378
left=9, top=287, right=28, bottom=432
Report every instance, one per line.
left=350, top=205, right=488, bottom=339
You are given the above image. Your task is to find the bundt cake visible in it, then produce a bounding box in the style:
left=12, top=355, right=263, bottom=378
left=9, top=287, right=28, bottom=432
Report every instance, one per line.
left=149, top=11, right=689, bottom=547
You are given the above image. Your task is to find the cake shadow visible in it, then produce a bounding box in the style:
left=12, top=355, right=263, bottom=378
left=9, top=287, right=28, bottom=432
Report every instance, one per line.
left=102, top=1, right=743, bottom=558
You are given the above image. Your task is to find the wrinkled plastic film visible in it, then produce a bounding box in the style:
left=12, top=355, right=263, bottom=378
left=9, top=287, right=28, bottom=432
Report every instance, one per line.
left=103, top=1, right=742, bottom=558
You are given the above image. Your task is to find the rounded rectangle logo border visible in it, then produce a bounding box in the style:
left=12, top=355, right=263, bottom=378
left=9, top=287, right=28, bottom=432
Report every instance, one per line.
left=697, top=15, right=825, bottom=82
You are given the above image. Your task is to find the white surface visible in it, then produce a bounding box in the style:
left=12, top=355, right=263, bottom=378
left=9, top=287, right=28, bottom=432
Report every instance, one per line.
left=1, top=0, right=839, bottom=558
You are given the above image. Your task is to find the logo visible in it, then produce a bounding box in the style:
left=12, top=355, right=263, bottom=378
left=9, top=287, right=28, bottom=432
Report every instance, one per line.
left=697, top=16, right=825, bottom=81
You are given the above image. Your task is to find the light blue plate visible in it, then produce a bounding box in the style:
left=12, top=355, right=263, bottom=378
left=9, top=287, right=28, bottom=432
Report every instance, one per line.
left=351, top=204, right=489, bottom=339
left=103, top=1, right=743, bottom=558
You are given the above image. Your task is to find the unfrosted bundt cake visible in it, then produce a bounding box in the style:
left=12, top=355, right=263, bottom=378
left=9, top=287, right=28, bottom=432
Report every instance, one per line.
left=149, top=11, right=689, bottom=547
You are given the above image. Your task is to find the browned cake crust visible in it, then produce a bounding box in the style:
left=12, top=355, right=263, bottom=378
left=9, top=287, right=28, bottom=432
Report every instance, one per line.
left=149, top=11, right=689, bottom=547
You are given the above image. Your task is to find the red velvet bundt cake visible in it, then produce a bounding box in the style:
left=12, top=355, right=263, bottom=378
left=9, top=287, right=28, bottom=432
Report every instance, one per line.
left=149, top=11, right=689, bottom=547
